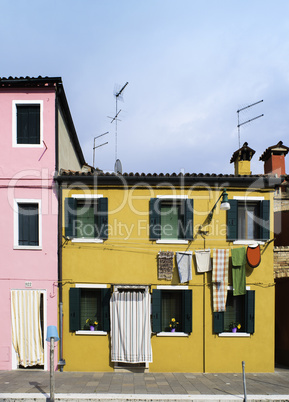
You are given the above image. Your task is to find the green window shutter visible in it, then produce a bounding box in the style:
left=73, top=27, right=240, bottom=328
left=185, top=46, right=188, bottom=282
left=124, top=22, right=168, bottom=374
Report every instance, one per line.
left=183, top=199, right=194, bottom=240
left=101, top=288, right=111, bottom=332
left=213, top=312, right=224, bottom=334
left=260, top=200, right=270, bottom=241
left=18, top=203, right=39, bottom=246
left=69, top=288, right=81, bottom=332
left=152, top=289, right=162, bottom=333
left=65, top=198, right=77, bottom=238
left=227, top=199, right=238, bottom=241
left=97, top=198, right=108, bottom=240
left=149, top=198, right=161, bottom=240
left=182, top=289, right=192, bottom=333
left=245, top=290, right=255, bottom=334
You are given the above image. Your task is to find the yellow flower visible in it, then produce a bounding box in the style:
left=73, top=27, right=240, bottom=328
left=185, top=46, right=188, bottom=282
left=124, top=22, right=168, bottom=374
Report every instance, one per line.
left=86, top=319, right=89, bottom=323
left=94, top=321, right=98, bottom=326
left=169, top=324, right=172, bottom=327
left=237, top=324, right=241, bottom=330
left=171, top=318, right=176, bottom=322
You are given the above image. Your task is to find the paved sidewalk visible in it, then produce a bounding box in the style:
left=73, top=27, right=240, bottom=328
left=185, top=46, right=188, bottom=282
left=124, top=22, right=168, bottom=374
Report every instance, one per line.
left=1, top=368, right=289, bottom=401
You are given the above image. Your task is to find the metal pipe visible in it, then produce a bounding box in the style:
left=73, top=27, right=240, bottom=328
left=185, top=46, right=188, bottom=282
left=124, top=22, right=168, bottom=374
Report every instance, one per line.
left=242, top=361, right=247, bottom=402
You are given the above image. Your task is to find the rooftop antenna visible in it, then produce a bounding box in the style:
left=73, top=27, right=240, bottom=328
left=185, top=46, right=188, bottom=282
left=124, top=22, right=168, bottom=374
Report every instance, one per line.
left=93, top=132, right=108, bottom=168
left=108, top=82, right=129, bottom=164
left=237, top=100, right=264, bottom=148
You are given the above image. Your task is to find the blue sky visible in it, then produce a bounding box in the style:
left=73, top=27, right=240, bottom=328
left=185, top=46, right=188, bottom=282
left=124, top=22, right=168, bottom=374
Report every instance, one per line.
left=1, top=1, right=289, bottom=174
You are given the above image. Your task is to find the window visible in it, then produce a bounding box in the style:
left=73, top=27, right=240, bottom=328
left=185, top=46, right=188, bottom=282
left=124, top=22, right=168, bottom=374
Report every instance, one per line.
left=227, top=199, right=270, bottom=242
left=152, top=288, right=192, bottom=334
left=149, top=198, right=194, bottom=242
left=213, top=290, right=255, bottom=334
left=69, top=287, right=110, bottom=332
left=65, top=196, right=108, bottom=241
left=14, top=200, right=41, bottom=249
left=13, top=101, right=43, bottom=146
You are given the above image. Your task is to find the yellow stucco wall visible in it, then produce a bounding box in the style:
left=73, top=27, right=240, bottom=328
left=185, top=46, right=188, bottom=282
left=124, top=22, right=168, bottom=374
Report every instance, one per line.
left=61, top=184, right=275, bottom=373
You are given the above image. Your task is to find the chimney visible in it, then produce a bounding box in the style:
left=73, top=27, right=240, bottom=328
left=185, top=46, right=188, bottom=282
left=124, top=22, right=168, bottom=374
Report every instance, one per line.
left=259, top=141, right=289, bottom=177
left=230, top=142, right=255, bottom=175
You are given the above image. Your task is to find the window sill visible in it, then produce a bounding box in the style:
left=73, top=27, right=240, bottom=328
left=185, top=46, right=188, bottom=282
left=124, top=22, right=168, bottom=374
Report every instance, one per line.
left=218, top=332, right=251, bottom=337
left=75, top=330, right=107, bottom=336
left=232, top=240, right=265, bottom=245
left=71, top=238, right=104, bottom=243
left=156, top=240, right=188, bottom=245
left=14, top=245, right=42, bottom=250
left=156, top=332, right=189, bottom=337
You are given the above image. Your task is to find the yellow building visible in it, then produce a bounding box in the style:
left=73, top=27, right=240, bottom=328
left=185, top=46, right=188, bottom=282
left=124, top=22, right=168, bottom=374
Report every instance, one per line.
left=57, top=144, right=279, bottom=373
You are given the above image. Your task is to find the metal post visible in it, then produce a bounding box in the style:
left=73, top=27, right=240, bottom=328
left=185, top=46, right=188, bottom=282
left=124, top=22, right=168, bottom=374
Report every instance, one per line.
left=50, top=337, right=55, bottom=402
left=242, top=360, right=247, bottom=402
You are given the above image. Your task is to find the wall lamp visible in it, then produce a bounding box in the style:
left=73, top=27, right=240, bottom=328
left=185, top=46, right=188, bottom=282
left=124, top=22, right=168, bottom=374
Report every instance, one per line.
left=199, top=189, right=230, bottom=234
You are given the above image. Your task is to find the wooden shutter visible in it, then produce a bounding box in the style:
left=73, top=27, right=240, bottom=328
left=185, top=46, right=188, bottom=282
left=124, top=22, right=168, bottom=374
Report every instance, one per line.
left=65, top=198, right=77, bottom=238
left=260, top=200, right=270, bottom=241
left=227, top=199, right=238, bottom=241
left=245, top=290, right=255, bottom=334
left=152, top=289, right=162, bottom=333
left=101, top=288, right=111, bottom=332
left=184, top=199, right=194, bottom=240
left=213, top=312, right=224, bottom=334
left=18, top=203, right=39, bottom=246
left=69, top=288, right=81, bottom=331
left=182, top=290, right=192, bottom=333
left=149, top=199, right=161, bottom=240
left=17, top=105, right=40, bottom=144
left=97, top=198, right=108, bottom=240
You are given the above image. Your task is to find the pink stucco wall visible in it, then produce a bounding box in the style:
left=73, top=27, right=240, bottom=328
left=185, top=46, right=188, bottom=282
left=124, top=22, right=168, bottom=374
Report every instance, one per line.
left=0, top=88, right=59, bottom=370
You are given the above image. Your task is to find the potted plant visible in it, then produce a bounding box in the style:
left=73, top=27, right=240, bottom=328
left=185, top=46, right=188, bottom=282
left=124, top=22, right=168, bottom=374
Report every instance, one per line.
left=229, top=322, right=241, bottom=333
left=84, top=318, right=98, bottom=331
left=169, top=318, right=179, bottom=332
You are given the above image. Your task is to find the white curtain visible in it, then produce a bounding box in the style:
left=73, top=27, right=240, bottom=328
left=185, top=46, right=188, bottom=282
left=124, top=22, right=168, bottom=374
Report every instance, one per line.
left=11, top=290, right=44, bottom=367
left=110, top=290, right=152, bottom=363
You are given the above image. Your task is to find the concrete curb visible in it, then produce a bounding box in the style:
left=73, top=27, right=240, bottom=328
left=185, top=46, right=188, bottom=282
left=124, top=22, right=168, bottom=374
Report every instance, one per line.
left=1, top=394, right=289, bottom=402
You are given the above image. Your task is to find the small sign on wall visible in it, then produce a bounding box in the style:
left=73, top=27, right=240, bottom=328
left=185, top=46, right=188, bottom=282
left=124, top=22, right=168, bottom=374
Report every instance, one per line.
left=25, top=281, right=32, bottom=288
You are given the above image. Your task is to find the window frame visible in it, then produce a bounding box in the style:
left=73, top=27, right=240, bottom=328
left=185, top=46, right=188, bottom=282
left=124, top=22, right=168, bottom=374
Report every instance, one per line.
left=227, top=196, right=270, bottom=245
left=69, top=284, right=110, bottom=335
left=213, top=287, right=255, bottom=337
left=149, top=195, right=194, bottom=244
left=12, top=100, right=43, bottom=148
left=65, top=194, right=108, bottom=243
left=152, top=286, right=192, bottom=337
left=14, top=199, right=42, bottom=250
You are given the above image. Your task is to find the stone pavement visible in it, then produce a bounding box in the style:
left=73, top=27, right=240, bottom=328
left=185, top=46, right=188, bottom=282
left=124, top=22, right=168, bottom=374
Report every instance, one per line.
left=1, top=367, right=289, bottom=401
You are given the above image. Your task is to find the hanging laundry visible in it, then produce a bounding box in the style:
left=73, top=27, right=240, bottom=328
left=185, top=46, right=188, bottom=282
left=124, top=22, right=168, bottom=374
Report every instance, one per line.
left=246, top=244, right=261, bottom=268
left=158, top=251, right=174, bottom=280
left=231, top=247, right=246, bottom=296
left=176, top=251, right=192, bottom=283
left=212, top=249, right=229, bottom=312
left=195, top=249, right=212, bottom=273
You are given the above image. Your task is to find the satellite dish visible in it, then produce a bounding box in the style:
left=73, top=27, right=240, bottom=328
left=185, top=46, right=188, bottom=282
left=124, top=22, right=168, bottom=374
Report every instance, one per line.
left=114, top=159, right=122, bottom=174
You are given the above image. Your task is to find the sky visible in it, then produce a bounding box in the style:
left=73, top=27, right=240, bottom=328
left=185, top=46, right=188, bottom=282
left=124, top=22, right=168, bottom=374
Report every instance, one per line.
left=1, top=0, right=289, bottom=175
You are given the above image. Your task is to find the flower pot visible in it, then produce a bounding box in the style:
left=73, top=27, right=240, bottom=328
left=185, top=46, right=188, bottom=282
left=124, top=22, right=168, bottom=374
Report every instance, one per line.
left=232, top=327, right=237, bottom=333
left=171, top=328, right=176, bottom=333
left=90, top=326, right=95, bottom=331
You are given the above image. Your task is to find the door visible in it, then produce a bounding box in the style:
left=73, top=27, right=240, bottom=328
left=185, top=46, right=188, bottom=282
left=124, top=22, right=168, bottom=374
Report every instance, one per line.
left=110, top=287, right=152, bottom=365
left=11, top=290, right=46, bottom=369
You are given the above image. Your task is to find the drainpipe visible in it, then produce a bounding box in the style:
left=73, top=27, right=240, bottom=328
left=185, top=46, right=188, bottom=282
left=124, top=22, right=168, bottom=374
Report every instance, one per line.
left=55, top=92, right=65, bottom=372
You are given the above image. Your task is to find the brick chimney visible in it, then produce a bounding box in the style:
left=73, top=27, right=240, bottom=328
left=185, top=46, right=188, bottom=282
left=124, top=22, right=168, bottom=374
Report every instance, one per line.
left=230, top=142, right=255, bottom=175
left=259, top=141, right=289, bottom=177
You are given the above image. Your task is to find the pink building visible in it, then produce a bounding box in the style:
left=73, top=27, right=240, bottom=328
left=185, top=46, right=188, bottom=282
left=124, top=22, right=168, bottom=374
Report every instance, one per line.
left=0, top=76, right=85, bottom=370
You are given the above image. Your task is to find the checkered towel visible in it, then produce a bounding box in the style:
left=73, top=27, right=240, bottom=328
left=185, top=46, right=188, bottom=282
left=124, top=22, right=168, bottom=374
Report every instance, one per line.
left=212, top=249, right=229, bottom=312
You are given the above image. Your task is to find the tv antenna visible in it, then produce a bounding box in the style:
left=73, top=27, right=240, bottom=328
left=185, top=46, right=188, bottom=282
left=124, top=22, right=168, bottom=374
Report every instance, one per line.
left=237, top=100, right=264, bottom=148
left=93, top=132, right=108, bottom=168
left=108, top=81, right=128, bottom=162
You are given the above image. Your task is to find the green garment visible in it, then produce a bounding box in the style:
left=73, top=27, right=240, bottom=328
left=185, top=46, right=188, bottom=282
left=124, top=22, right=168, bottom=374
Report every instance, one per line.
left=231, top=247, right=246, bottom=296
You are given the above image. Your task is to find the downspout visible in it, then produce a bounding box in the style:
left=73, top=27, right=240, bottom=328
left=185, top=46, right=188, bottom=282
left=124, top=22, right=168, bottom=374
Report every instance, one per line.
left=55, top=89, right=65, bottom=371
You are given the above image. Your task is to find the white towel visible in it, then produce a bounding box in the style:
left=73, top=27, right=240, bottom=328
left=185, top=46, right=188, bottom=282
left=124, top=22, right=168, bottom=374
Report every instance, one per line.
left=195, top=249, right=212, bottom=273
left=176, top=252, right=192, bottom=283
